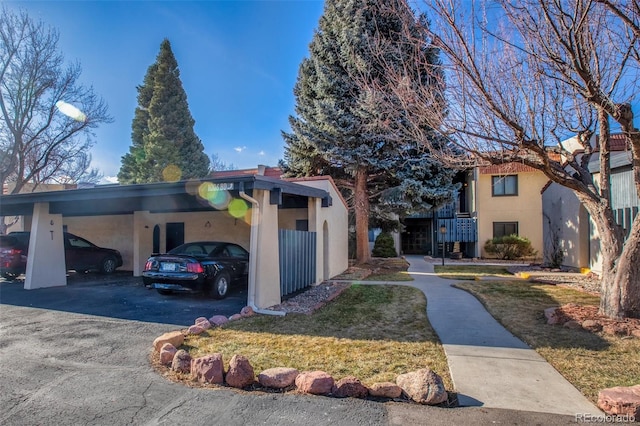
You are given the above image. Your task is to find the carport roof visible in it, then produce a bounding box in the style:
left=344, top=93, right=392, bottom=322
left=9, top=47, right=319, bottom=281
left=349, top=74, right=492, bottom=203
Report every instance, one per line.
left=0, top=175, right=330, bottom=217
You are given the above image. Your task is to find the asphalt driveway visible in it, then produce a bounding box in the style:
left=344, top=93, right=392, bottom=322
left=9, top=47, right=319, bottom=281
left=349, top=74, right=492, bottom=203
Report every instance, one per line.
left=0, top=271, right=247, bottom=326
left=0, top=271, right=578, bottom=425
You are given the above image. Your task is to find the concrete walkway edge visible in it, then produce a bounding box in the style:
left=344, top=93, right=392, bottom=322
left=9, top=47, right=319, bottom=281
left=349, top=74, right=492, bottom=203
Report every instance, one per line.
left=337, top=256, right=603, bottom=416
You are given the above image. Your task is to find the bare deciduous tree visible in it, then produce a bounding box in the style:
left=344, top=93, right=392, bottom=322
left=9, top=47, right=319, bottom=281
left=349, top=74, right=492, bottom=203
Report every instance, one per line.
left=360, top=0, right=640, bottom=318
left=0, top=6, right=111, bottom=199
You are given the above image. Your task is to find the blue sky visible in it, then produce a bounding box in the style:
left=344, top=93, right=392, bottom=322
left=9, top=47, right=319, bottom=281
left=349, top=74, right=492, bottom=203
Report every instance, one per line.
left=6, top=1, right=325, bottom=182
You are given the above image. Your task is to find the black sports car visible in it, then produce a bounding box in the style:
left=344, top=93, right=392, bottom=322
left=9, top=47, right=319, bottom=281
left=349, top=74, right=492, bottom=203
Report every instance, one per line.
left=142, top=241, right=249, bottom=299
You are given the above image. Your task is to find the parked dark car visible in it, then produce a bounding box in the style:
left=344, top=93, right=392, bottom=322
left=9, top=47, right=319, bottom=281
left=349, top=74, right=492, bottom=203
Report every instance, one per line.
left=0, top=231, right=123, bottom=279
left=142, top=241, right=249, bottom=299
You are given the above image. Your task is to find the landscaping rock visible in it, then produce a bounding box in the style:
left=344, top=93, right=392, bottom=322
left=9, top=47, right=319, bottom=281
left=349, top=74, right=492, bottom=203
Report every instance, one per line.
left=187, top=324, right=205, bottom=335
left=544, top=307, right=561, bottom=325
left=159, top=343, right=177, bottom=365
left=191, top=354, right=224, bottom=384
left=240, top=306, right=255, bottom=317
left=581, top=319, right=602, bottom=332
left=396, top=369, right=447, bottom=405
left=225, top=354, right=255, bottom=389
left=603, top=323, right=628, bottom=336
left=209, top=315, right=228, bottom=327
left=632, top=329, right=640, bottom=339
left=257, top=367, right=299, bottom=389
left=598, top=385, right=640, bottom=417
left=369, top=382, right=403, bottom=399
left=331, top=376, right=368, bottom=398
left=153, top=331, right=184, bottom=352
left=295, top=371, right=334, bottom=395
left=563, top=320, right=582, bottom=330
left=228, top=314, right=243, bottom=321
left=195, top=318, right=211, bottom=330
left=171, top=349, right=192, bottom=374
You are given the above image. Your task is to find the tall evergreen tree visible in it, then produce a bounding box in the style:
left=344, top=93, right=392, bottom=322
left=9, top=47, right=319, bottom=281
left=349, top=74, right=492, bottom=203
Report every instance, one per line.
left=118, top=39, right=209, bottom=184
left=282, top=0, right=457, bottom=262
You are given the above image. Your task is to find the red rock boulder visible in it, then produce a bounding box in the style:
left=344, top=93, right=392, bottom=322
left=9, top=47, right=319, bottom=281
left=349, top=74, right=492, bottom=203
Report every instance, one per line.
left=396, top=369, right=447, bottom=405
left=153, top=331, right=184, bottom=352
left=544, top=307, right=561, bottom=325
left=295, top=371, right=334, bottom=395
left=188, top=324, right=205, bottom=335
left=258, top=367, right=299, bottom=389
left=225, top=354, right=255, bottom=389
left=159, top=343, right=177, bottom=365
left=191, top=354, right=224, bottom=384
left=171, top=349, right=192, bottom=374
left=598, top=385, right=640, bottom=417
left=240, top=306, right=255, bottom=317
left=331, top=376, right=368, bottom=398
left=369, top=382, right=403, bottom=399
left=209, top=315, right=228, bottom=327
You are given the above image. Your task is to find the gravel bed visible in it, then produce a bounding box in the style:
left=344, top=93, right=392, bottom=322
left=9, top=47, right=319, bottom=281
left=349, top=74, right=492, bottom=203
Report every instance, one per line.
left=265, top=281, right=351, bottom=314
left=506, top=265, right=602, bottom=295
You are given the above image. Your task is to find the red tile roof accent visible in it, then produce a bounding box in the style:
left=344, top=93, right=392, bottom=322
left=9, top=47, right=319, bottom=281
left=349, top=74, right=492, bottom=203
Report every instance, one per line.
left=210, top=167, right=283, bottom=178
left=479, top=162, right=541, bottom=174
left=595, top=133, right=629, bottom=151
left=284, top=175, right=348, bottom=209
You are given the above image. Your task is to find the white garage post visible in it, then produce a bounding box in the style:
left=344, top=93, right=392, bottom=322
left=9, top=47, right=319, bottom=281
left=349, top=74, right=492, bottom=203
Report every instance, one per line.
left=24, top=202, right=66, bottom=289
left=133, top=211, right=153, bottom=276
left=308, top=196, right=323, bottom=285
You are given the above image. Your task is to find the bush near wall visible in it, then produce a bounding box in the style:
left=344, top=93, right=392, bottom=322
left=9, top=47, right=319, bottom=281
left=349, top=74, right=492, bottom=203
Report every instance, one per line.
left=484, top=234, right=537, bottom=260
left=372, top=232, right=397, bottom=258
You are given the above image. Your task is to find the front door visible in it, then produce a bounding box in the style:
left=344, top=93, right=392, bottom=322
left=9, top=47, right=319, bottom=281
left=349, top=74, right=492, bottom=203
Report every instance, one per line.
left=401, top=219, right=433, bottom=255
left=166, top=223, right=184, bottom=252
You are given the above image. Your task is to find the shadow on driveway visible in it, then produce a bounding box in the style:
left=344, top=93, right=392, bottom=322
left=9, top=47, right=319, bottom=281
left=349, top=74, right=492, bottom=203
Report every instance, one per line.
left=0, top=271, right=247, bottom=326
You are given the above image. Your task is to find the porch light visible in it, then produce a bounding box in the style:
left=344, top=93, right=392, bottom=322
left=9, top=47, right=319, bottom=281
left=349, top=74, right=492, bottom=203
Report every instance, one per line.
left=439, top=225, right=447, bottom=266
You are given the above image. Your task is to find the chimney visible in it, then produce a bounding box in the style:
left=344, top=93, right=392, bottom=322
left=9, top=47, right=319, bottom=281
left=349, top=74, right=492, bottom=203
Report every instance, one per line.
left=257, top=164, right=267, bottom=176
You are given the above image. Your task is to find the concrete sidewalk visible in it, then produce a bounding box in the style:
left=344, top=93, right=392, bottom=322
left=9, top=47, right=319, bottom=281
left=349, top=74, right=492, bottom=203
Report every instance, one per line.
left=359, top=256, right=602, bottom=416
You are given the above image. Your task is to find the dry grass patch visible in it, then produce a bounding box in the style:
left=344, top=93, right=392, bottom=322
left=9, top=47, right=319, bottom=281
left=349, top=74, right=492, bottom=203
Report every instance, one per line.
left=333, top=257, right=414, bottom=282
left=434, top=265, right=513, bottom=280
left=455, top=280, right=640, bottom=403
left=183, top=285, right=451, bottom=389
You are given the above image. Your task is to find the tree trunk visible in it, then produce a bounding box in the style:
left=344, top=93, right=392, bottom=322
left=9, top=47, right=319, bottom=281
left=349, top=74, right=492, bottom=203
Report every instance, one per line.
left=603, top=215, right=640, bottom=318
left=354, top=166, right=371, bottom=264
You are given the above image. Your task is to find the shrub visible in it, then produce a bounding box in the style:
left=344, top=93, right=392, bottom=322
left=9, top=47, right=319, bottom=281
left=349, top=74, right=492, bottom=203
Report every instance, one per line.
left=484, top=234, right=537, bottom=260
left=372, top=232, right=397, bottom=258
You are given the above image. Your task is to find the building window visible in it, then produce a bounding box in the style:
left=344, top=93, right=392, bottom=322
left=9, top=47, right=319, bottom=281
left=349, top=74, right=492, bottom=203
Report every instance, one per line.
left=492, top=175, right=518, bottom=196
left=493, top=222, right=518, bottom=238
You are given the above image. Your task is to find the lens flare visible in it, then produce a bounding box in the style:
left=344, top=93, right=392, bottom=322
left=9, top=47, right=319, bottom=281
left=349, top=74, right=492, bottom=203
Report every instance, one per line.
left=55, top=100, right=87, bottom=122
left=228, top=198, right=249, bottom=218
left=198, top=182, right=232, bottom=209
left=162, top=165, right=182, bottom=182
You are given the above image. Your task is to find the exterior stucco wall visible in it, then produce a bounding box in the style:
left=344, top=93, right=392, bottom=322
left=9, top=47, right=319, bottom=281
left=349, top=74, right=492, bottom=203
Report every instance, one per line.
left=542, top=183, right=590, bottom=269
left=477, top=171, right=547, bottom=259
left=63, top=215, right=135, bottom=270
left=278, top=208, right=309, bottom=229
left=295, top=179, right=349, bottom=280
left=64, top=210, right=250, bottom=274
left=251, top=189, right=281, bottom=309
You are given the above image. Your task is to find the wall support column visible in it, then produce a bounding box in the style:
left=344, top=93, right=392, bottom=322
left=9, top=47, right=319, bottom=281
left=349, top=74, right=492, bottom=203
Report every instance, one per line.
left=24, top=202, right=66, bottom=289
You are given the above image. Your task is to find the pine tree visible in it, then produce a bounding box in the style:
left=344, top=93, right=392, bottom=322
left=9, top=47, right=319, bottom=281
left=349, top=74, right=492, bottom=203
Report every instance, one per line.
left=282, top=0, right=457, bottom=262
left=118, top=39, right=209, bottom=184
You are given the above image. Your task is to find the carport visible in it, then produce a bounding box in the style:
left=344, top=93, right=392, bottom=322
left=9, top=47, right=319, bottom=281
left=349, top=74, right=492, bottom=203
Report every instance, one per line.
left=0, top=174, right=348, bottom=311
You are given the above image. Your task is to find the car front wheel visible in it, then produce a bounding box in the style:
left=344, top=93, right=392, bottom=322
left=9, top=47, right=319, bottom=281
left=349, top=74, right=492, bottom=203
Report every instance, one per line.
left=211, top=272, right=230, bottom=299
left=99, top=256, right=117, bottom=274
